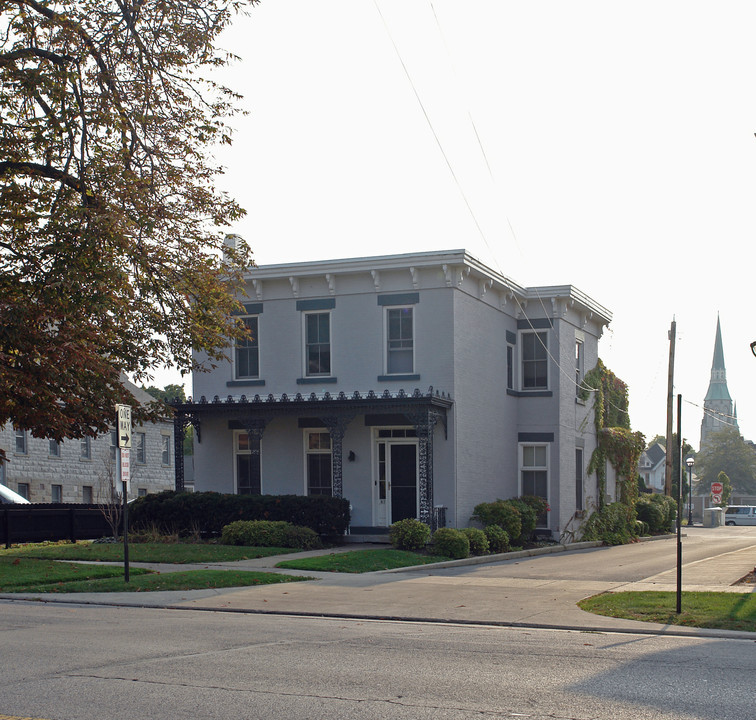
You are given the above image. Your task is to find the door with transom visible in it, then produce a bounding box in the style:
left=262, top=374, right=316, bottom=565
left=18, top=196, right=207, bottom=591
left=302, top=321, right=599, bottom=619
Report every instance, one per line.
left=374, top=430, right=418, bottom=527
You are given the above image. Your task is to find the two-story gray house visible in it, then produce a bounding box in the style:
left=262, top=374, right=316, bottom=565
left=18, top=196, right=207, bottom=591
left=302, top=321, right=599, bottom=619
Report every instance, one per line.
left=176, top=249, right=614, bottom=539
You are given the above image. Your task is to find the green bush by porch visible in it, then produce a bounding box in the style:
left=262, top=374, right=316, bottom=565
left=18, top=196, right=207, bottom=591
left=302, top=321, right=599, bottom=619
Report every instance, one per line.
left=388, top=518, right=431, bottom=551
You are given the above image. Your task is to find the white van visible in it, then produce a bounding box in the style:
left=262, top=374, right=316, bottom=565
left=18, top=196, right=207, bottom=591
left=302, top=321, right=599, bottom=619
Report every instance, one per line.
left=724, top=505, right=756, bottom=526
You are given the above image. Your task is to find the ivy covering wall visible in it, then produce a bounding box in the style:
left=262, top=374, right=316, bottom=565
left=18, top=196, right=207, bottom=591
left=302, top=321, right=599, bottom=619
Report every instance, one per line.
left=580, top=360, right=646, bottom=543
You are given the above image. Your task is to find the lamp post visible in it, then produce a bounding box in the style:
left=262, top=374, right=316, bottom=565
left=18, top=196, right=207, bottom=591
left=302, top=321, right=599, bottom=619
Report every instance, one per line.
left=686, top=457, right=694, bottom=526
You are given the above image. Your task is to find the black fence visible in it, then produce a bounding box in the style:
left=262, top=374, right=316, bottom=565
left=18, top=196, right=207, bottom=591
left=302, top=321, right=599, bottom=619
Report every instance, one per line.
left=1, top=504, right=120, bottom=548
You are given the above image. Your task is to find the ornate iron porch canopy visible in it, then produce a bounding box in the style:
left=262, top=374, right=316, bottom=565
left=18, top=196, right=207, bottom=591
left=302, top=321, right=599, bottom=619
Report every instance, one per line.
left=169, top=387, right=453, bottom=524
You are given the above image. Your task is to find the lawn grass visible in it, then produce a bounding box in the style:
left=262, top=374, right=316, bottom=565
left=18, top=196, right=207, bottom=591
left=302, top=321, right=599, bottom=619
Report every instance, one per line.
left=579, top=591, right=756, bottom=632
left=1, top=540, right=296, bottom=564
left=0, top=557, right=150, bottom=589
left=0, top=556, right=312, bottom=593
left=275, top=548, right=448, bottom=573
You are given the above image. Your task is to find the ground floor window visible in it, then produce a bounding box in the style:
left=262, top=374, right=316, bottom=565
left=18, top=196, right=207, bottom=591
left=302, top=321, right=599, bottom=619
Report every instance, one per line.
left=236, top=431, right=261, bottom=495
left=520, top=444, right=548, bottom=526
left=51, top=484, right=62, bottom=503
left=17, top=482, right=29, bottom=500
left=82, top=485, right=93, bottom=504
left=575, top=448, right=584, bottom=511
left=306, top=431, right=332, bottom=496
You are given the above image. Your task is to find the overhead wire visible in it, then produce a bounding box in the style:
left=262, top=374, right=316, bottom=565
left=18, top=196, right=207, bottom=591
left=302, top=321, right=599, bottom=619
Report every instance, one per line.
left=373, top=1, right=616, bottom=404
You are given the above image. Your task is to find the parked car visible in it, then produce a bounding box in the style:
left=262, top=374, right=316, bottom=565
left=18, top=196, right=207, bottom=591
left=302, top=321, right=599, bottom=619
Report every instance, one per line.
left=0, top=483, right=31, bottom=504
left=724, top=505, right=756, bottom=526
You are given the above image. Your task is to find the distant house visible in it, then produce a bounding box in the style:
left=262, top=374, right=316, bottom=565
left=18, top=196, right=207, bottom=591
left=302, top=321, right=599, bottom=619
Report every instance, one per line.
left=174, top=249, right=617, bottom=539
left=638, top=442, right=666, bottom=492
left=0, top=378, right=174, bottom=503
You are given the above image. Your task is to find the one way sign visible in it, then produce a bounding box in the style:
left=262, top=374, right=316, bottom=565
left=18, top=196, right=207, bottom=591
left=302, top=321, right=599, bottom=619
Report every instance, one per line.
left=116, top=404, right=132, bottom=449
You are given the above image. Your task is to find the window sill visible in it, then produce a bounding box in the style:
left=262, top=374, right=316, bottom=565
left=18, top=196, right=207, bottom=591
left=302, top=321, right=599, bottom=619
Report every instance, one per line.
left=377, top=374, right=420, bottom=382
left=227, top=379, right=265, bottom=387
left=297, top=376, right=338, bottom=385
left=506, top=389, right=553, bottom=398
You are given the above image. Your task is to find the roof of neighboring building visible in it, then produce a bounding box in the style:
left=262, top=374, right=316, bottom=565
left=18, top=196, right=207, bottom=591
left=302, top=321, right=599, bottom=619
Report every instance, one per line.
left=645, top=442, right=666, bottom=467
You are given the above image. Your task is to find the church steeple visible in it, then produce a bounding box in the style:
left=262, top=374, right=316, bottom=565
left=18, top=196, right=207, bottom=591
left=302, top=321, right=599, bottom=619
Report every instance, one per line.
left=705, top=315, right=731, bottom=402
left=700, top=315, right=737, bottom=449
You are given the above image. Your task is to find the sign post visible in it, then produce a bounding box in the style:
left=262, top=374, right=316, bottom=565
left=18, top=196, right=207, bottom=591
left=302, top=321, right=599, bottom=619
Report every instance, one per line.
left=116, top=404, right=132, bottom=583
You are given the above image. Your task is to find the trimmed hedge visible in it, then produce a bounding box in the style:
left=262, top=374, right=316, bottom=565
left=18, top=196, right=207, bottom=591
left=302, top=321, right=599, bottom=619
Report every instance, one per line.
left=432, top=528, right=469, bottom=559
left=484, top=524, right=510, bottom=554
left=461, top=527, right=489, bottom=555
left=221, top=520, right=322, bottom=549
left=389, top=518, right=431, bottom=551
left=129, top=491, right=350, bottom=537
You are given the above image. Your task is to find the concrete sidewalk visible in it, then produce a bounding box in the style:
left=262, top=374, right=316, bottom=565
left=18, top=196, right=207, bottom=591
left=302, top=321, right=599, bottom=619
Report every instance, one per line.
left=4, top=528, right=755, bottom=638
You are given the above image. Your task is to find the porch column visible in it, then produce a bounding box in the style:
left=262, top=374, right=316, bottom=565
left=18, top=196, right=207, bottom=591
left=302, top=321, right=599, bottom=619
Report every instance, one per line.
left=173, top=413, right=186, bottom=492
left=319, top=415, right=353, bottom=498
left=408, top=409, right=440, bottom=525
left=173, top=411, right=201, bottom=493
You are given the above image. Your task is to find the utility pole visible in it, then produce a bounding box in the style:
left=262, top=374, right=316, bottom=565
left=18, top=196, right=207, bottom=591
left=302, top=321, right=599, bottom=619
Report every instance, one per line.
left=665, top=318, right=676, bottom=496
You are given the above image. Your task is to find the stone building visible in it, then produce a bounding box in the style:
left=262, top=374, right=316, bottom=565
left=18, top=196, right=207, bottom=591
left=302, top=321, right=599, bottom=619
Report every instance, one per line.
left=0, top=380, right=174, bottom=503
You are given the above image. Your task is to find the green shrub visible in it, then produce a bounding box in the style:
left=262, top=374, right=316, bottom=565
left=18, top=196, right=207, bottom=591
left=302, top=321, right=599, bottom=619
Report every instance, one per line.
left=129, top=491, right=351, bottom=536
left=507, top=498, right=538, bottom=544
left=649, top=493, right=677, bottom=531
left=461, top=527, right=489, bottom=555
left=389, top=518, right=431, bottom=551
left=484, top=524, right=510, bottom=554
left=282, top=524, right=323, bottom=550
left=471, top=500, right=522, bottom=541
left=432, top=528, right=470, bottom=559
left=635, top=497, right=666, bottom=533
left=580, top=502, right=638, bottom=545
left=221, top=520, right=290, bottom=547
left=519, top=495, right=549, bottom=517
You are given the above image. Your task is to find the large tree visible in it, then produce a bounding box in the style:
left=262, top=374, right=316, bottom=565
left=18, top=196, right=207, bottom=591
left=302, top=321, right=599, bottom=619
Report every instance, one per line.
left=694, top=425, right=756, bottom=495
left=1, top=0, right=255, bottom=452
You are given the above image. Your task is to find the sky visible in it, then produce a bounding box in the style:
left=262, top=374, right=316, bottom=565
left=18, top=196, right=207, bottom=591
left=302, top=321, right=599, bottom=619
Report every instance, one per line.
left=159, top=0, right=756, bottom=452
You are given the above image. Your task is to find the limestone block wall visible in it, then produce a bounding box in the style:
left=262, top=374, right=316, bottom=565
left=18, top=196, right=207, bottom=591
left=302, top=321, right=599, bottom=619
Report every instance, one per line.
left=0, top=421, right=175, bottom=503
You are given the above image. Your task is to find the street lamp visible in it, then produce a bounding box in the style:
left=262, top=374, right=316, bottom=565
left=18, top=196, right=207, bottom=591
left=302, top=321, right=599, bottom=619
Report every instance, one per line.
left=686, top=457, right=694, bottom=525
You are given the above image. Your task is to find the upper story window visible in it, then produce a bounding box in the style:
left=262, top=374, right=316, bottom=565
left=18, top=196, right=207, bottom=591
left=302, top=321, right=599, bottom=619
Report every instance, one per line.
left=386, top=307, right=414, bottom=374
left=161, top=434, right=171, bottom=466
left=110, top=430, right=117, bottom=462
left=135, top=432, right=146, bottom=464
left=521, top=331, right=548, bottom=390
left=14, top=428, right=27, bottom=455
left=80, top=436, right=91, bottom=460
left=575, top=335, right=584, bottom=396
left=235, top=315, right=260, bottom=380
left=49, top=439, right=61, bottom=457
left=304, top=311, right=331, bottom=377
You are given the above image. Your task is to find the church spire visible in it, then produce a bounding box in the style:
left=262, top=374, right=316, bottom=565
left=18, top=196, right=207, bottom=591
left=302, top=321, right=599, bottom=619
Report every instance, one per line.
left=705, top=314, right=731, bottom=401
left=700, top=315, right=737, bottom=449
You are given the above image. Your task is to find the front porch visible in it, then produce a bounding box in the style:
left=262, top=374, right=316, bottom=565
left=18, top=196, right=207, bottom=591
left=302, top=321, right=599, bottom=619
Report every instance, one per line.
left=170, top=387, right=453, bottom=528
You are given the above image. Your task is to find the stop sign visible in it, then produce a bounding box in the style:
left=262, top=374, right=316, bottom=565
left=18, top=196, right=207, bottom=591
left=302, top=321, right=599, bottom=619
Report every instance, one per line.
left=711, top=482, right=724, bottom=494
